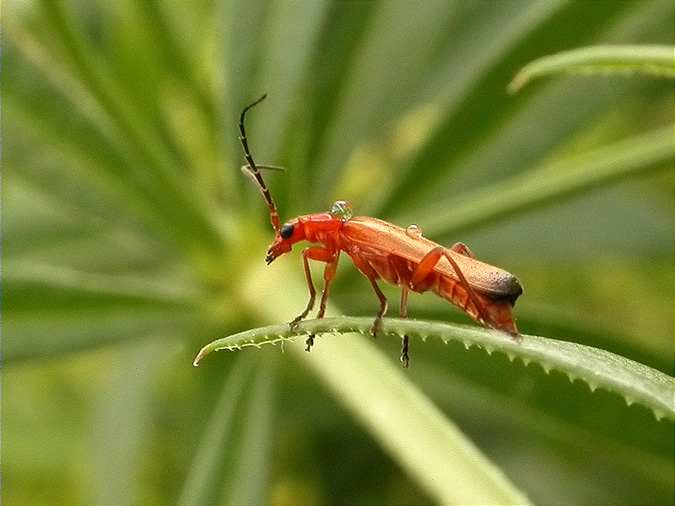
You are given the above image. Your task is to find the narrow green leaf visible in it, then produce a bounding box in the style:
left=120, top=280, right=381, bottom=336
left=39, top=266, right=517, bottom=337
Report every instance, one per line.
left=362, top=0, right=673, bottom=218
left=179, top=355, right=256, bottom=506
left=194, top=317, right=675, bottom=422
left=413, top=360, right=675, bottom=501
left=301, top=0, right=379, bottom=174
left=204, top=263, right=533, bottom=504
left=5, top=263, right=203, bottom=362
left=220, top=356, right=276, bottom=506
left=135, top=1, right=216, bottom=126
left=89, top=339, right=178, bottom=506
left=198, top=321, right=530, bottom=504
left=311, top=0, right=481, bottom=207
left=250, top=0, right=328, bottom=162
left=396, top=125, right=673, bottom=238
left=5, top=79, right=172, bottom=240
left=509, top=45, right=675, bottom=93
left=6, top=262, right=198, bottom=304
left=37, top=1, right=226, bottom=261
left=377, top=1, right=636, bottom=217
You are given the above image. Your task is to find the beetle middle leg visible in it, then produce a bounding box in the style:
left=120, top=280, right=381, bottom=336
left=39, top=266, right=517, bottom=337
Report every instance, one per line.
left=348, top=253, right=388, bottom=337
left=366, top=276, right=388, bottom=337
left=290, top=247, right=339, bottom=351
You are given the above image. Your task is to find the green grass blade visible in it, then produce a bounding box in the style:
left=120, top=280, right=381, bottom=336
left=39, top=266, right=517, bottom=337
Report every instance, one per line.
left=250, top=0, right=328, bottom=162
left=311, top=0, right=492, bottom=207
left=413, top=359, right=675, bottom=501
left=300, top=0, right=379, bottom=175
left=241, top=0, right=329, bottom=215
left=135, top=1, right=216, bottom=127
left=397, top=125, right=673, bottom=238
left=4, top=36, right=214, bottom=255
left=5, top=263, right=203, bottom=362
left=376, top=1, right=636, bottom=217
left=37, top=1, right=225, bottom=261
left=178, top=355, right=256, bottom=506
left=196, top=321, right=531, bottom=505
left=193, top=262, right=531, bottom=505
left=194, top=317, right=675, bottom=422
left=89, top=339, right=177, bottom=506
left=509, top=45, right=675, bottom=93
left=220, top=356, right=276, bottom=506
left=5, top=81, right=172, bottom=240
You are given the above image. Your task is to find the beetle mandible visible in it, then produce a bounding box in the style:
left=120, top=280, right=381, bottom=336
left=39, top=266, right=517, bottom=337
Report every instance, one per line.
left=239, top=95, right=523, bottom=367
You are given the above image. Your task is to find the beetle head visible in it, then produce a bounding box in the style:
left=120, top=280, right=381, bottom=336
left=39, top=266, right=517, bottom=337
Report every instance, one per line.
left=265, top=218, right=306, bottom=264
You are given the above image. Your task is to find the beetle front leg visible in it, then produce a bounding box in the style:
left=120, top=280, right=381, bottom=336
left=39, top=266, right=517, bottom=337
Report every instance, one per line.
left=290, top=248, right=320, bottom=329
left=289, top=248, right=339, bottom=352
left=290, top=248, right=332, bottom=340
left=305, top=254, right=340, bottom=351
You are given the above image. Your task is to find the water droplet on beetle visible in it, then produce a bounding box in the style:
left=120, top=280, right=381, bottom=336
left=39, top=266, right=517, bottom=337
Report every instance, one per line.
left=330, top=200, right=353, bottom=221
left=406, top=224, right=422, bottom=238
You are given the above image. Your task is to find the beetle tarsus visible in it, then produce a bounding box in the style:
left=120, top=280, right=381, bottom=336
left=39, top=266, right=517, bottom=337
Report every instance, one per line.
left=290, top=309, right=316, bottom=331
left=370, top=316, right=383, bottom=337
left=305, top=334, right=315, bottom=352
left=400, top=335, right=410, bottom=368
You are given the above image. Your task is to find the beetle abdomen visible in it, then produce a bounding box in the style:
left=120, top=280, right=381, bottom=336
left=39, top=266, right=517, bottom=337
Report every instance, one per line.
left=436, top=274, right=519, bottom=335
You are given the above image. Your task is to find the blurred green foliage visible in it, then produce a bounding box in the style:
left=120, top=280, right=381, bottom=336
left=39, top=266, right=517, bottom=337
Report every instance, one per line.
left=3, top=0, right=673, bottom=505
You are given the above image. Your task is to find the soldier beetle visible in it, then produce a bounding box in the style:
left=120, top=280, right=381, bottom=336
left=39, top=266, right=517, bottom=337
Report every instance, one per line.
left=240, top=95, right=523, bottom=367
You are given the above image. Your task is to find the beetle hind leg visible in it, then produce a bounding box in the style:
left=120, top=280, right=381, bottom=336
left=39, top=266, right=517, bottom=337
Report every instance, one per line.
left=450, top=242, right=475, bottom=258
left=411, top=246, right=490, bottom=327
left=399, top=287, right=410, bottom=368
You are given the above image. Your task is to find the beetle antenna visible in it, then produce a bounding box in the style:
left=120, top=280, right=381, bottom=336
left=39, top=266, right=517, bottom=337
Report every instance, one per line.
left=239, top=93, right=281, bottom=232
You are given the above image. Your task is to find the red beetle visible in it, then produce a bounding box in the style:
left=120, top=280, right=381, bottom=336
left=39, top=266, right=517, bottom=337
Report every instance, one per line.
left=240, top=95, right=522, bottom=367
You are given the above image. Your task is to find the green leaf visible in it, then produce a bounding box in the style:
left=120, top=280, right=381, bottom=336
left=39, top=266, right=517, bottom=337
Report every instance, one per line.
left=509, top=45, right=675, bottom=93
left=135, top=1, right=216, bottom=126
left=376, top=0, right=636, bottom=217
left=196, top=319, right=531, bottom=505
left=178, top=355, right=256, bottom=506
left=396, top=125, right=673, bottom=238
left=194, top=317, right=675, bottom=422
left=311, top=0, right=475, bottom=206
left=36, top=1, right=226, bottom=263
left=4, top=263, right=203, bottom=362
left=220, top=356, right=276, bottom=506
left=195, top=257, right=534, bottom=504
left=89, top=339, right=179, bottom=506
left=412, top=358, right=675, bottom=503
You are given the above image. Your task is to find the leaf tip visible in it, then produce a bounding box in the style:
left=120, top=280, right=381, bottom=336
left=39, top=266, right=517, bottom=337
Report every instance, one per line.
left=192, top=345, right=210, bottom=367
left=507, top=73, right=526, bottom=94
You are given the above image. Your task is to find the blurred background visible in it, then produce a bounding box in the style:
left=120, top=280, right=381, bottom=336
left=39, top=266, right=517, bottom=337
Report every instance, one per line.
left=3, top=0, right=673, bottom=504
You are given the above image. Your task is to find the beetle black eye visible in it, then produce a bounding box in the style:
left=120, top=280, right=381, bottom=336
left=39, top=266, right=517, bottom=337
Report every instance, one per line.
left=280, top=223, right=294, bottom=239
